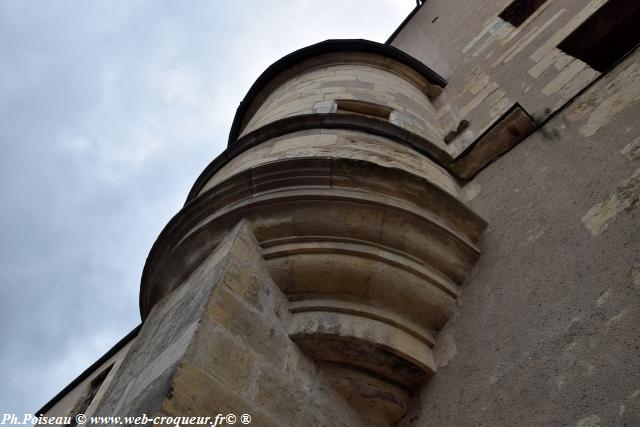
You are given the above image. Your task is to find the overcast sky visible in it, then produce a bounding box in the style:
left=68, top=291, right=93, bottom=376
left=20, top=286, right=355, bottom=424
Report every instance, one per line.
left=0, top=0, right=415, bottom=415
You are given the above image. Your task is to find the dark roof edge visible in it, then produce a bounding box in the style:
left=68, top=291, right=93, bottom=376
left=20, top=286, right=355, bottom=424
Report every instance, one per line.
left=36, top=324, right=142, bottom=416
left=386, top=2, right=424, bottom=45
left=227, top=38, right=446, bottom=144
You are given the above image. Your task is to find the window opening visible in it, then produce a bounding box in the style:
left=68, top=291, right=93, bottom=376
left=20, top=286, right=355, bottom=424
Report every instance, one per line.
left=68, top=365, right=113, bottom=427
left=557, top=0, right=640, bottom=72
left=499, top=0, right=548, bottom=27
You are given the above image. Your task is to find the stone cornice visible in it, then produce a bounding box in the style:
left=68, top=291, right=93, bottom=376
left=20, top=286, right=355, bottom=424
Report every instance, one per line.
left=186, top=114, right=453, bottom=205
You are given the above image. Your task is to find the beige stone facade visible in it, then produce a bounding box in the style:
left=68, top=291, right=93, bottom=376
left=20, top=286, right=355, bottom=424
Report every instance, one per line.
left=40, top=2, right=640, bottom=426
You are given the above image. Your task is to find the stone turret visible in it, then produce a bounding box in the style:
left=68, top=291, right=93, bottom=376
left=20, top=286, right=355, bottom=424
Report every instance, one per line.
left=136, top=39, right=486, bottom=425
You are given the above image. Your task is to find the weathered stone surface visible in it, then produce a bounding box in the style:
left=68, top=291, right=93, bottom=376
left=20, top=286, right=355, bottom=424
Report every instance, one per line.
left=240, top=56, right=445, bottom=146
left=323, top=364, right=410, bottom=427
left=39, top=4, right=640, bottom=426
left=396, top=45, right=640, bottom=426
left=136, top=43, right=486, bottom=424
left=185, top=331, right=255, bottom=394
left=201, top=129, right=462, bottom=198
left=162, top=365, right=279, bottom=427
left=97, top=222, right=366, bottom=426
left=450, top=105, right=536, bottom=180
left=254, top=368, right=356, bottom=427
left=92, top=224, right=243, bottom=420
left=206, top=287, right=287, bottom=370
left=289, top=310, right=436, bottom=382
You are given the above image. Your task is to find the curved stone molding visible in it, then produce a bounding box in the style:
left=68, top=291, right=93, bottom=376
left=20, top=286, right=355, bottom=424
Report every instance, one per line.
left=185, top=114, right=456, bottom=203
left=289, top=310, right=436, bottom=383
left=199, top=128, right=462, bottom=200
left=288, top=298, right=437, bottom=346
left=141, top=156, right=484, bottom=423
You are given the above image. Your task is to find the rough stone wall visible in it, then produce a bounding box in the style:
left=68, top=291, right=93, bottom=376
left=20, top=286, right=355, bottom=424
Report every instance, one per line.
left=391, top=0, right=609, bottom=156
left=400, top=46, right=640, bottom=427
left=94, top=221, right=364, bottom=426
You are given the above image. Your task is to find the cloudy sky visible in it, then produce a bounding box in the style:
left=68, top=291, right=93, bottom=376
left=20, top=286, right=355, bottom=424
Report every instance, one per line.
left=0, top=0, right=415, bottom=415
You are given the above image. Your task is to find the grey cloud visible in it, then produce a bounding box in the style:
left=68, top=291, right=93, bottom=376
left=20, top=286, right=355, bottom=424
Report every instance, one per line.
left=0, top=0, right=413, bottom=414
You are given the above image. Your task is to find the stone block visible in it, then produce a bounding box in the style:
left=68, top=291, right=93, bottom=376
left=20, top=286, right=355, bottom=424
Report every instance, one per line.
left=163, top=364, right=279, bottom=427
left=185, top=330, right=255, bottom=394
left=206, top=287, right=288, bottom=370
left=312, top=100, right=337, bottom=114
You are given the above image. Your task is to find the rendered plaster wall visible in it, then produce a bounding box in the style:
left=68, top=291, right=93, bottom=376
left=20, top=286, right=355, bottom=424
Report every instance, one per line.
left=391, top=0, right=609, bottom=157
left=240, top=63, right=445, bottom=147
left=400, top=46, right=640, bottom=426
left=92, top=222, right=364, bottom=427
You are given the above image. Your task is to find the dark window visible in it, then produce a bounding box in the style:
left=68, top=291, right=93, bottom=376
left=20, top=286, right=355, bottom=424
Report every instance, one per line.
left=499, top=0, right=548, bottom=27
left=335, top=100, right=391, bottom=121
left=557, top=0, right=640, bottom=72
left=68, top=365, right=113, bottom=427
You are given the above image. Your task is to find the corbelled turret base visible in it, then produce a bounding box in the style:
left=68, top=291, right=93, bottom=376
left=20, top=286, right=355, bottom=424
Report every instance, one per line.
left=93, top=220, right=427, bottom=426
